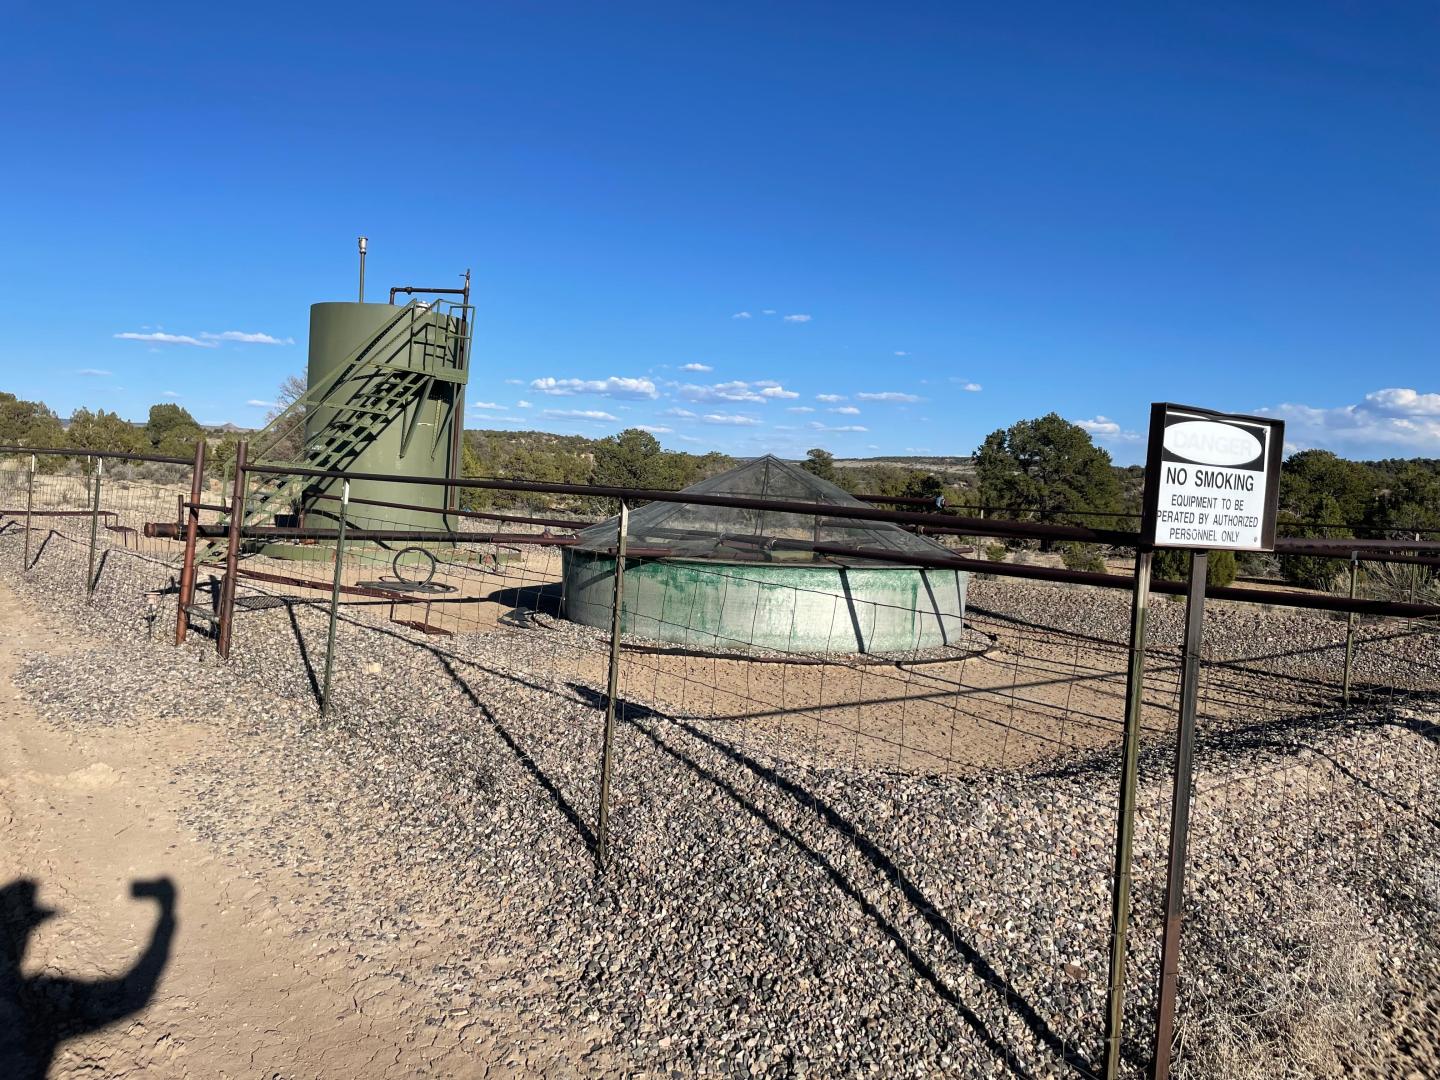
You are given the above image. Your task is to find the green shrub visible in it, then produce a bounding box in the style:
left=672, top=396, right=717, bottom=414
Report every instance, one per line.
left=1153, top=548, right=1237, bottom=588
left=1060, top=542, right=1107, bottom=573
left=984, top=542, right=1007, bottom=563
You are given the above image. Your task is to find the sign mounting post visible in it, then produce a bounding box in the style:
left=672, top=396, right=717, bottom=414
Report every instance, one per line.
left=1143, top=403, right=1283, bottom=1079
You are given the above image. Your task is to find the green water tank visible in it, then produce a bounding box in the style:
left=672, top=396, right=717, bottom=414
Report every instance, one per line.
left=304, top=301, right=464, bottom=533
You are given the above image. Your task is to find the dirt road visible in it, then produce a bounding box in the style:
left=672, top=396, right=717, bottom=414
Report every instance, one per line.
left=0, top=581, right=508, bottom=1078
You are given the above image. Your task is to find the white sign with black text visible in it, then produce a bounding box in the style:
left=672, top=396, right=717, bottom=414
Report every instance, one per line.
left=1141, top=403, right=1284, bottom=552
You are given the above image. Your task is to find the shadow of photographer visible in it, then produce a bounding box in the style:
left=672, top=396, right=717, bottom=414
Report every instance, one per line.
left=0, top=876, right=176, bottom=1080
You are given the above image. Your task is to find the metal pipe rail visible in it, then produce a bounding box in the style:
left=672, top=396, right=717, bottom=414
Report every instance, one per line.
left=161, top=521, right=1437, bottom=619
left=303, top=490, right=593, bottom=532
left=0, top=444, right=196, bottom=466
left=0, top=508, right=119, bottom=519
left=145, top=522, right=578, bottom=545
left=861, top=499, right=1440, bottom=539
left=1281, top=545, right=1440, bottom=568
left=241, top=460, right=1440, bottom=556
left=242, top=462, right=1141, bottom=546
left=854, top=493, right=946, bottom=509
left=874, top=548, right=1440, bottom=620
left=388, top=284, right=470, bottom=304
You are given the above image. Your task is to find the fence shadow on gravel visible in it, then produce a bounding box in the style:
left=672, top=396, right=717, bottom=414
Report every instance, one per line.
left=579, top=680, right=1096, bottom=1076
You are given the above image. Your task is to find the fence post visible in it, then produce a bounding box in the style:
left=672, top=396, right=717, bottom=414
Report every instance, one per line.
left=320, top=480, right=350, bottom=715
left=1342, top=553, right=1359, bottom=707
left=86, top=456, right=102, bottom=596
left=23, top=452, right=35, bottom=571
left=1104, top=547, right=1153, bottom=1079
left=175, top=440, right=207, bottom=645
left=216, top=441, right=248, bottom=659
left=1410, top=533, right=1419, bottom=604
left=595, top=500, right=629, bottom=868
left=1151, top=551, right=1208, bottom=1080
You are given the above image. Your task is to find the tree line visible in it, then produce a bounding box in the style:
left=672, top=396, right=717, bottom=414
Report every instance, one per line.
left=457, top=428, right=967, bottom=513
left=971, top=412, right=1440, bottom=590
left=5, top=388, right=1436, bottom=592
left=1, top=392, right=206, bottom=470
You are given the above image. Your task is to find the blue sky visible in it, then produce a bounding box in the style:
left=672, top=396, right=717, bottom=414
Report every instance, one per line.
left=0, top=2, right=1435, bottom=464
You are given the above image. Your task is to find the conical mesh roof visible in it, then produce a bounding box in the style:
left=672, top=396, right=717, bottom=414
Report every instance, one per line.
left=572, top=455, right=953, bottom=563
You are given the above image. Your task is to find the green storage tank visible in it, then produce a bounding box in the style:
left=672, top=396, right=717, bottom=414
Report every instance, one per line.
left=562, top=456, right=966, bottom=655
left=301, top=301, right=467, bottom=534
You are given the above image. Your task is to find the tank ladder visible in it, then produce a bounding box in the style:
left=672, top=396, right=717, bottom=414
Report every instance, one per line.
left=198, top=299, right=473, bottom=564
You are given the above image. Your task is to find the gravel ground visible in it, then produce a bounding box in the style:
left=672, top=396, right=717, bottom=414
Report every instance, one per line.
left=1, top=522, right=1437, bottom=1078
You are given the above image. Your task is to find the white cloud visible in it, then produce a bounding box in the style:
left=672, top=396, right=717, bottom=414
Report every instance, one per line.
left=960, top=382, right=983, bottom=393
left=162, top=390, right=180, bottom=398
left=787, top=406, right=815, bottom=413
left=829, top=405, right=861, bottom=415
left=679, top=381, right=762, bottom=403
left=115, top=331, right=215, bottom=348
left=894, top=351, right=908, bottom=357
left=1074, top=415, right=1141, bottom=442
left=116, top=329, right=292, bottom=347
left=856, top=391, right=922, bottom=403
left=469, top=401, right=505, bottom=410
left=1075, top=416, right=1121, bottom=436
left=200, top=330, right=295, bottom=345
left=783, top=313, right=811, bottom=323
left=702, top=413, right=762, bottom=426
left=758, top=384, right=799, bottom=399
left=761, top=309, right=776, bottom=316
left=807, top=421, right=868, bottom=433
left=530, top=376, right=658, bottom=399
left=1256, top=386, right=1440, bottom=453
left=504, top=378, right=524, bottom=385
left=246, top=399, right=277, bottom=408
left=665, top=407, right=698, bottom=418
left=678, top=380, right=796, bottom=404
left=680, top=362, right=713, bottom=372
left=516, top=399, right=533, bottom=408
left=637, top=424, right=673, bottom=434
left=731, top=312, right=751, bottom=320
left=542, top=408, right=619, bottom=421
left=77, top=368, right=112, bottom=377
left=815, top=393, right=845, bottom=403
left=1363, top=387, right=1440, bottom=416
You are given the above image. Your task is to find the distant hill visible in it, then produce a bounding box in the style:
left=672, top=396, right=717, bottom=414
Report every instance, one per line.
left=832, top=454, right=975, bottom=478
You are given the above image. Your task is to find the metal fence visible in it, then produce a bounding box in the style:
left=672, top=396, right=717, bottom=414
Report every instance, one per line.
left=0, top=445, right=201, bottom=636
left=1, top=441, right=1437, bottom=1079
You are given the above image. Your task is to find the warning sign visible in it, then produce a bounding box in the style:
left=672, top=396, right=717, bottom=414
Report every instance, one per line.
left=1141, top=403, right=1284, bottom=552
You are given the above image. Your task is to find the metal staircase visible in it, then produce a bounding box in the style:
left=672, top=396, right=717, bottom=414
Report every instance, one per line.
left=200, top=299, right=472, bottom=562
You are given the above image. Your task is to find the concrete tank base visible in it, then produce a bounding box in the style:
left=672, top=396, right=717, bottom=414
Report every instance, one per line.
left=562, top=551, right=966, bottom=654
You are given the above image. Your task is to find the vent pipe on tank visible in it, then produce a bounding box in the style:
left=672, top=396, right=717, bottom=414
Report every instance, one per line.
left=357, top=236, right=368, bottom=302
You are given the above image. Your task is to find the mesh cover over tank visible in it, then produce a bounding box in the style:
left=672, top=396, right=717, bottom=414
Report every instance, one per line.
left=570, top=454, right=956, bottom=563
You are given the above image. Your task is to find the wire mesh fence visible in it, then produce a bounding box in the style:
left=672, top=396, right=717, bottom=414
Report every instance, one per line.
left=601, top=556, right=1155, bottom=1076
left=0, top=448, right=200, bottom=638
left=1157, top=606, right=1440, bottom=1078
left=1, top=444, right=1438, bottom=1077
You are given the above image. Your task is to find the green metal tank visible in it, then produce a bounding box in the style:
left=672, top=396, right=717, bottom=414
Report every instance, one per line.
left=560, top=456, right=967, bottom=655
left=304, top=301, right=464, bottom=534
left=564, top=552, right=966, bottom=654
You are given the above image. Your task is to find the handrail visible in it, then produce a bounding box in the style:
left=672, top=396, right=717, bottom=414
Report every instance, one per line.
left=248, top=299, right=446, bottom=461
